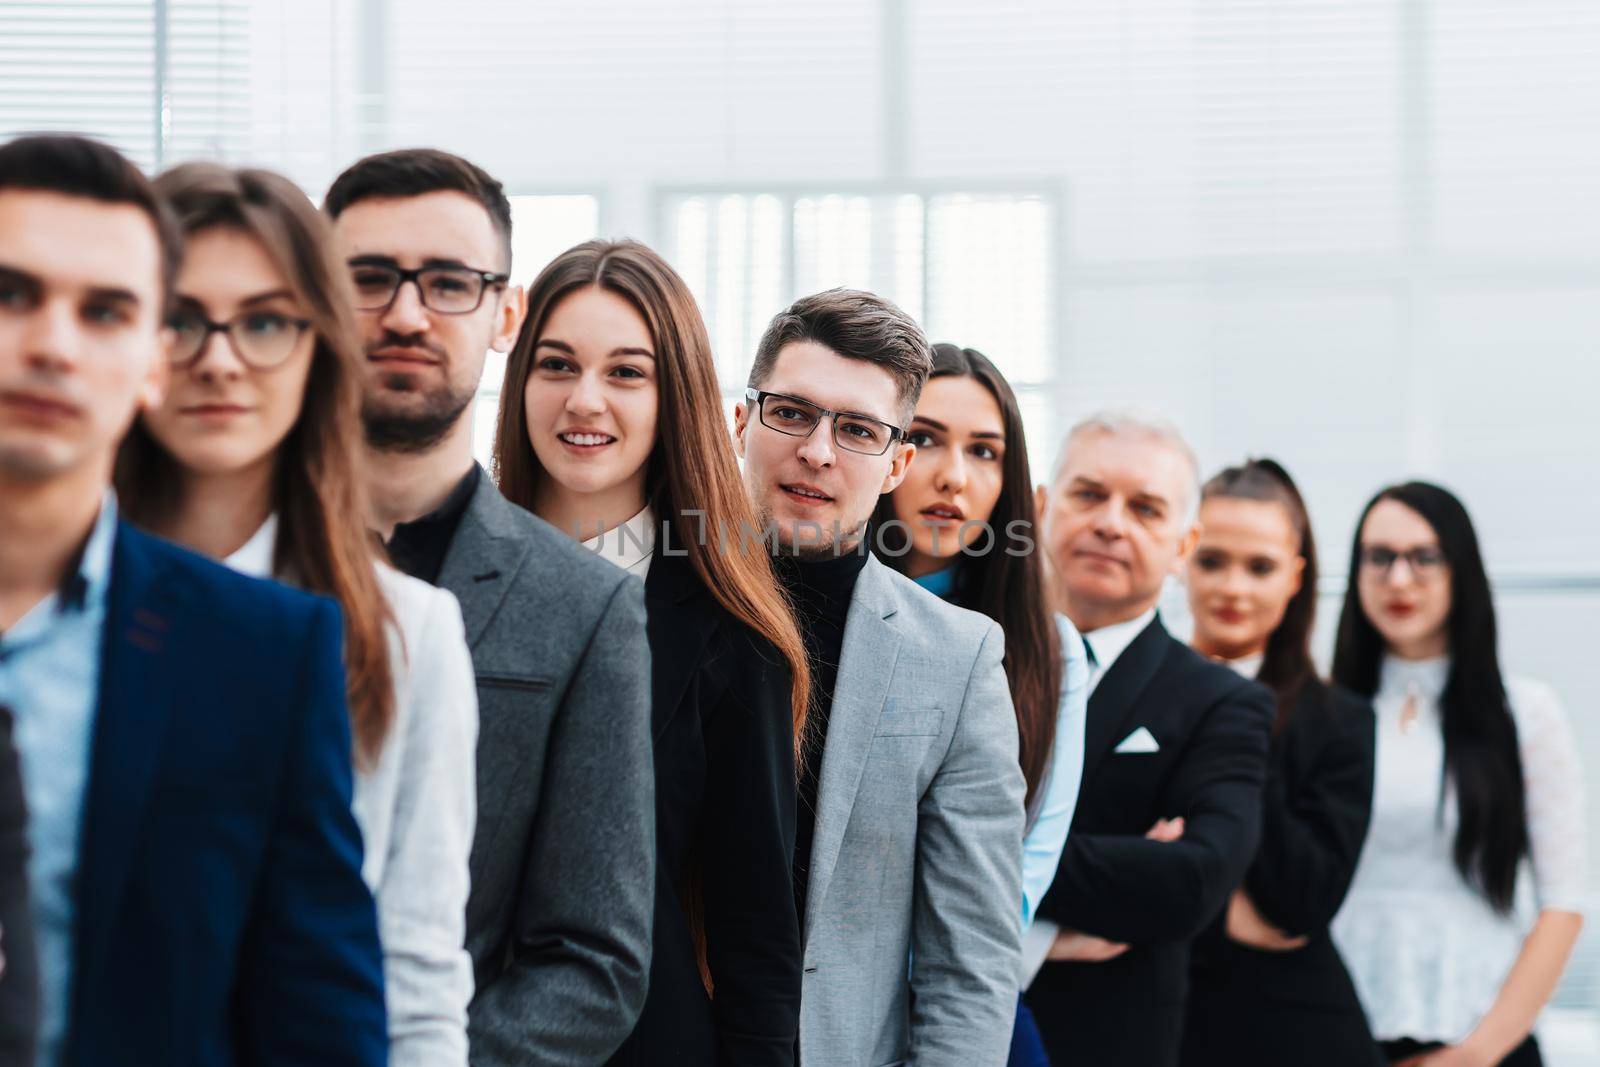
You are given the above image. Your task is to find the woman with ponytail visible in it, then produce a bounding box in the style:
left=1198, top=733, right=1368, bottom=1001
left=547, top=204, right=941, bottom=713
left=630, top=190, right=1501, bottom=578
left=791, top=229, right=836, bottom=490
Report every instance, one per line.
left=1179, top=458, right=1381, bottom=1067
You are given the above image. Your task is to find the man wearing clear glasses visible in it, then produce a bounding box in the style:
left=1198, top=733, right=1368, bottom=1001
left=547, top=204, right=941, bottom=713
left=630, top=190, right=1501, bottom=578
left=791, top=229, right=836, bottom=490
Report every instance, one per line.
left=326, top=149, right=655, bottom=1067
left=734, top=289, right=1025, bottom=1067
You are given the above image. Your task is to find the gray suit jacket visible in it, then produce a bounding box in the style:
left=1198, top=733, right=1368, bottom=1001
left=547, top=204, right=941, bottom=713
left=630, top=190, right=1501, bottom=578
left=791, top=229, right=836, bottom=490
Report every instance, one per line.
left=445, top=474, right=655, bottom=1067
left=800, top=557, right=1024, bottom=1067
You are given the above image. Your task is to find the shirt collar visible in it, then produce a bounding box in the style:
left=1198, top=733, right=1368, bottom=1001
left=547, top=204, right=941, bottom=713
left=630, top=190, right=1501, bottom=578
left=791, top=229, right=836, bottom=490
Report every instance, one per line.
left=1223, top=651, right=1264, bottom=680
left=1081, top=606, right=1158, bottom=675
left=60, top=491, right=118, bottom=614
left=386, top=464, right=482, bottom=584
left=1378, top=653, right=1451, bottom=701
left=223, top=514, right=279, bottom=580
left=580, top=505, right=656, bottom=577
left=913, top=564, right=961, bottom=600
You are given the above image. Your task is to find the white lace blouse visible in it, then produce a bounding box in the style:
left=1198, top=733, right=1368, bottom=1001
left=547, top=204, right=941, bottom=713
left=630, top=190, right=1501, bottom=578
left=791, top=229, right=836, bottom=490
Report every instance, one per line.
left=1331, top=655, right=1588, bottom=1044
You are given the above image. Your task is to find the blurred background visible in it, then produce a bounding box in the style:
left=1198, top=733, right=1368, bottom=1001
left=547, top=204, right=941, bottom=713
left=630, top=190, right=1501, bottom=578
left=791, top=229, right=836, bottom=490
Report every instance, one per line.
left=3, top=1, right=1597, bottom=1056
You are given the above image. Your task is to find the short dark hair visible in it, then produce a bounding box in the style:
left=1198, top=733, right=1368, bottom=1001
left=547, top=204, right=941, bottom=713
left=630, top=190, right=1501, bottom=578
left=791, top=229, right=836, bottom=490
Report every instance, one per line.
left=323, top=148, right=512, bottom=269
left=0, top=134, right=182, bottom=303
left=748, top=288, right=932, bottom=420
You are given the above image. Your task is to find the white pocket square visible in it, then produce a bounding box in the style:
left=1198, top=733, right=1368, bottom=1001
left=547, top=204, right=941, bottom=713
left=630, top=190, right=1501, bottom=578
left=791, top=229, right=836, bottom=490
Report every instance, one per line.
left=1114, top=726, right=1160, bottom=754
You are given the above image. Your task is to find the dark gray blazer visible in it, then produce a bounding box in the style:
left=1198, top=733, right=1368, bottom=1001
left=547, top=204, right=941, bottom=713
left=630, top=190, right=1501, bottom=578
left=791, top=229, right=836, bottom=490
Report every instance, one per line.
left=445, top=476, right=654, bottom=1067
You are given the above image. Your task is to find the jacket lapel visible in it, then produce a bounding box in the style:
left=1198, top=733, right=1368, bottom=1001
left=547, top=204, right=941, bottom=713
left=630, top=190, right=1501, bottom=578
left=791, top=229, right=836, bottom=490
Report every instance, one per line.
left=1082, top=614, right=1171, bottom=783
left=437, top=475, right=535, bottom=650
left=75, top=524, right=181, bottom=1002
left=644, top=546, right=714, bottom=742
left=803, top=557, right=901, bottom=943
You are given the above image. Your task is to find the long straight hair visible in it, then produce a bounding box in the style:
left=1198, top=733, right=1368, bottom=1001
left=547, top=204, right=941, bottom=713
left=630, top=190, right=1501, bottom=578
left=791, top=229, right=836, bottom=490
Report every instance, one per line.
left=871, top=344, right=1062, bottom=814
left=116, top=163, right=395, bottom=768
left=1201, top=458, right=1320, bottom=732
left=493, top=239, right=811, bottom=750
left=1332, top=481, right=1528, bottom=912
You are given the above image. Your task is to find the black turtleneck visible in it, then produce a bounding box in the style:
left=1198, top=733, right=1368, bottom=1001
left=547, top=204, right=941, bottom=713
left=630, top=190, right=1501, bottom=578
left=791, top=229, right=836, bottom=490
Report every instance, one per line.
left=773, top=547, right=870, bottom=922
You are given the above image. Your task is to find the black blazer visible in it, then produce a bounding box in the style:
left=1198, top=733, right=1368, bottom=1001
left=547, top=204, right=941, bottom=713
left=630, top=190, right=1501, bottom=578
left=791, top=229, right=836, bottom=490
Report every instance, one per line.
left=606, top=545, right=802, bottom=1067
left=0, top=709, right=36, bottom=1065
left=1026, top=614, right=1273, bottom=1067
left=1181, top=678, right=1382, bottom=1067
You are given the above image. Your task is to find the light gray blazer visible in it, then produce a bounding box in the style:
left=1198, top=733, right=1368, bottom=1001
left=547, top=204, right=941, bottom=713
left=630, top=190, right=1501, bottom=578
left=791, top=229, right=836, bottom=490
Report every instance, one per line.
left=444, top=472, right=655, bottom=1067
left=801, top=556, right=1025, bottom=1067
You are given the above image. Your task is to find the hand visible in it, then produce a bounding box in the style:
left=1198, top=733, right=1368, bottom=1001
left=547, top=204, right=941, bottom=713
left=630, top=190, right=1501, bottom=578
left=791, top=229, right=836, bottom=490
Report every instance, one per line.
left=1048, top=929, right=1130, bottom=963
left=1224, top=889, right=1308, bottom=952
left=1145, top=817, right=1185, bottom=842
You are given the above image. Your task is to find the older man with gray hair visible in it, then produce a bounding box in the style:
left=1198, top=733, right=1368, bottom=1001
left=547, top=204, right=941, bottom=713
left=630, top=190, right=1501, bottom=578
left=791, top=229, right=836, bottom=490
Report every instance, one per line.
left=1020, top=411, right=1273, bottom=1067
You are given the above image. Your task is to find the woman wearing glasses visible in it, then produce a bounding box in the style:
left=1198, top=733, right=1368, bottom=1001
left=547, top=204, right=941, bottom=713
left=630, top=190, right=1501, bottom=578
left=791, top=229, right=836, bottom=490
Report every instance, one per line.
left=1330, top=483, right=1586, bottom=1067
left=115, top=164, right=478, bottom=1067
left=867, top=343, right=1088, bottom=1067
left=1177, top=459, right=1380, bottom=1067
left=493, top=239, right=809, bottom=1066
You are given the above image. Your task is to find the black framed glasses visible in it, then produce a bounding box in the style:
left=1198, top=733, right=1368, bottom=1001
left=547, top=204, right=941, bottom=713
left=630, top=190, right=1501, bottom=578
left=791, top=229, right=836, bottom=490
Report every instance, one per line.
left=1358, top=544, right=1449, bottom=579
left=168, top=307, right=311, bottom=369
left=348, top=260, right=509, bottom=314
left=745, top=388, right=905, bottom=456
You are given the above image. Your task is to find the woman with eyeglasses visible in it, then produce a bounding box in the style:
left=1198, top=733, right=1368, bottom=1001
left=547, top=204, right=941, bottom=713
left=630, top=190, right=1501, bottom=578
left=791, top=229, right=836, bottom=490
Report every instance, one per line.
left=493, top=239, right=809, bottom=1066
left=1177, top=459, right=1381, bottom=1067
left=868, top=343, right=1089, bottom=1067
left=115, top=164, right=478, bottom=1067
left=1329, top=482, right=1586, bottom=1067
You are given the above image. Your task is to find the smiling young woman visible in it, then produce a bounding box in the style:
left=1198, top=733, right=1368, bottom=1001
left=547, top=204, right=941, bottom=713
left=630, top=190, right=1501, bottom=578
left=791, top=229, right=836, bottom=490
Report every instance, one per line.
left=493, top=238, right=810, bottom=1067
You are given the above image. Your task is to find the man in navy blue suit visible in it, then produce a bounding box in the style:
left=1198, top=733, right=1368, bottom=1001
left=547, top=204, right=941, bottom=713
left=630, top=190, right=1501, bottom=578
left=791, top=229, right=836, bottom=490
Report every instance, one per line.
left=0, top=134, right=387, bottom=1065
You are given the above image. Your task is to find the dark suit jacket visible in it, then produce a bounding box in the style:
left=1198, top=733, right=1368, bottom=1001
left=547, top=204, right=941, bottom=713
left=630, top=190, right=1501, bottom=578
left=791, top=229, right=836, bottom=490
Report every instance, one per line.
left=450, top=477, right=656, bottom=1067
left=0, top=709, right=36, bottom=1065
left=69, top=522, right=385, bottom=1066
left=1181, top=679, right=1382, bottom=1067
left=607, top=544, right=801, bottom=1067
left=1027, top=614, right=1272, bottom=1067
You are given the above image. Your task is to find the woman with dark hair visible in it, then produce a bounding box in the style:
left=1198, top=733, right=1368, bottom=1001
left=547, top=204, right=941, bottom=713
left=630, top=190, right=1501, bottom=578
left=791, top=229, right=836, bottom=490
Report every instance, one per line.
left=1330, top=482, right=1586, bottom=1067
left=871, top=342, right=1089, bottom=1067
left=116, top=163, right=478, bottom=1066
left=1178, top=459, right=1381, bottom=1067
left=494, top=238, right=809, bottom=1066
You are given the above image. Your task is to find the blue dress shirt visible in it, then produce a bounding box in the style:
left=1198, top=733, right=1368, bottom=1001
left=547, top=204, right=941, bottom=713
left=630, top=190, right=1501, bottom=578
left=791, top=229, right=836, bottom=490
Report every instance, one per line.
left=0, top=494, right=116, bottom=1067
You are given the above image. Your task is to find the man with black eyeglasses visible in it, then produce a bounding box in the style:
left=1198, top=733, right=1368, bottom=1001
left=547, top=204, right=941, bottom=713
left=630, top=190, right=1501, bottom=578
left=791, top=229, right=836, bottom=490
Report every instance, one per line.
left=325, top=149, right=654, bottom=1067
left=734, top=289, right=1025, bottom=1067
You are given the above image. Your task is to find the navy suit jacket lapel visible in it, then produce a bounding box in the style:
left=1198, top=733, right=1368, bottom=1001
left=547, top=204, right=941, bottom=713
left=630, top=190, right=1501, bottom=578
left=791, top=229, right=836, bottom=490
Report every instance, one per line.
left=1082, top=614, right=1171, bottom=783
left=75, top=524, right=182, bottom=1005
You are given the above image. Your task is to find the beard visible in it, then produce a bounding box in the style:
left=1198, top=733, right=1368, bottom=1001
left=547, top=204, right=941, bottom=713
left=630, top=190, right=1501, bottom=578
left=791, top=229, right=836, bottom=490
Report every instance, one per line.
left=361, top=369, right=476, bottom=454
left=360, top=332, right=478, bottom=454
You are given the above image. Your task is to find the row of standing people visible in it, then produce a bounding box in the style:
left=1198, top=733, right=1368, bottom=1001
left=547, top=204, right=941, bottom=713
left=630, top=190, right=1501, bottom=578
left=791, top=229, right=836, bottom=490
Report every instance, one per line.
left=0, top=134, right=1031, bottom=1066
left=0, top=132, right=1587, bottom=1067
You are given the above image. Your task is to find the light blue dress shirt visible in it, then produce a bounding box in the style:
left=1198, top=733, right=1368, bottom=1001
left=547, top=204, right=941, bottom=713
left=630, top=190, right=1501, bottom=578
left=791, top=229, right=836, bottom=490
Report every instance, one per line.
left=1020, top=614, right=1089, bottom=926
left=0, top=495, right=117, bottom=1067
left=911, top=567, right=1090, bottom=925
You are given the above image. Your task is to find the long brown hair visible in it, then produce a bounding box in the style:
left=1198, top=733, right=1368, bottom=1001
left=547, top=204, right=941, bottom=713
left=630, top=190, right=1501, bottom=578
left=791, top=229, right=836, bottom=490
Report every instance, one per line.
left=116, top=162, right=395, bottom=768
left=1201, top=458, right=1319, bottom=734
left=871, top=344, right=1062, bottom=815
left=493, top=239, right=811, bottom=748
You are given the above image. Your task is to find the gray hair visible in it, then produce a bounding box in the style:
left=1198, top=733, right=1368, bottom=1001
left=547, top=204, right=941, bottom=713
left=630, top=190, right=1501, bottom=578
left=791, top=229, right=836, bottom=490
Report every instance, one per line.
left=1050, top=409, right=1202, bottom=525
